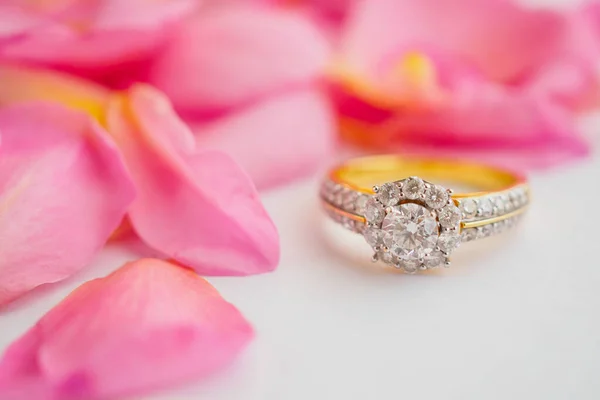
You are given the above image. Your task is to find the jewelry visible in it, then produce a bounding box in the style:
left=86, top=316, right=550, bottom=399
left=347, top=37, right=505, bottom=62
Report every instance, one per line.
left=320, top=156, right=529, bottom=273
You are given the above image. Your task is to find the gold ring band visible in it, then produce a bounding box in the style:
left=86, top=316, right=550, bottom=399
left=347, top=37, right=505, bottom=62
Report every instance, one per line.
left=320, top=155, right=529, bottom=273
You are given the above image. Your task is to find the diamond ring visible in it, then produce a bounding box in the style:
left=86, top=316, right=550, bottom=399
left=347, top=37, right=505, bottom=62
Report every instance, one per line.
left=320, top=156, right=529, bottom=273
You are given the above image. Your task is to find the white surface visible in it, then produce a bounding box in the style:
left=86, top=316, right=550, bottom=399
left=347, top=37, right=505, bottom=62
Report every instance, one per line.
left=1, top=132, right=600, bottom=400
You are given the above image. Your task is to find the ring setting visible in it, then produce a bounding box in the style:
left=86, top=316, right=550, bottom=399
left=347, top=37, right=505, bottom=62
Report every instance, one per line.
left=321, top=156, right=529, bottom=274
left=364, top=177, right=460, bottom=273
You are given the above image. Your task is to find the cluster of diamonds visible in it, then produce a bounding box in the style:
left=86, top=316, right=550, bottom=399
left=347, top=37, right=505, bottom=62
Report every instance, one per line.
left=357, top=177, right=461, bottom=273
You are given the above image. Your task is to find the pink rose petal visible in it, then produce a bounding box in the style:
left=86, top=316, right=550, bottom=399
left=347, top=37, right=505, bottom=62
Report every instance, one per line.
left=336, top=79, right=589, bottom=169
left=0, top=258, right=254, bottom=400
left=340, top=0, right=600, bottom=107
left=149, top=6, right=330, bottom=114
left=253, top=0, right=355, bottom=33
left=383, top=141, right=588, bottom=171
left=329, top=0, right=593, bottom=168
left=0, top=103, right=135, bottom=306
left=0, top=0, right=197, bottom=75
left=524, top=5, right=600, bottom=108
left=0, top=65, right=109, bottom=118
left=105, top=85, right=280, bottom=276
left=0, top=5, right=47, bottom=40
left=193, top=87, right=335, bottom=189
left=341, top=0, right=565, bottom=82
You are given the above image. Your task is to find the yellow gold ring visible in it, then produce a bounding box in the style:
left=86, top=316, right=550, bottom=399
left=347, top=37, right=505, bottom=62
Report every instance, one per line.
left=320, top=155, right=529, bottom=273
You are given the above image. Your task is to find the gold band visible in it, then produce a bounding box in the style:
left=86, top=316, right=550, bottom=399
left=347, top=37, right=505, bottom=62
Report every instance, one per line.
left=330, top=156, right=527, bottom=198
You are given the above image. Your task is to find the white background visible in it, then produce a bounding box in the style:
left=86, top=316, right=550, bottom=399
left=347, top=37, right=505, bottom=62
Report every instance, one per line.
left=2, top=1, right=600, bottom=399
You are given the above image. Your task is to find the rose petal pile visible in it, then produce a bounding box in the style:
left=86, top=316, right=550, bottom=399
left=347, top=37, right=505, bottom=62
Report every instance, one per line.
left=328, top=0, right=599, bottom=168
left=0, top=78, right=280, bottom=305
left=0, top=80, right=277, bottom=397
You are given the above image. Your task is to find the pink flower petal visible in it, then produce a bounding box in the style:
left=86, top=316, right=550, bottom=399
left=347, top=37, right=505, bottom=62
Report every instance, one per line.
left=0, top=103, right=135, bottom=306
left=192, top=88, right=335, bottom=189
left=149, top=6, right=330, bottom=114
left=0, top=5, right=47, bottom=40
left=331, top=0, right=593, bottom=168
left=0, top=258, right=254, bottom=400
left=341, top=0, right=566, bottom=83
left=84, top=0, right=198, bottom=31
left=336, top=79, right=589, bottom=168
left=384, top=141, right=588, bottom=171
left=254, top=0, right=355, bottom=33
left=0, top=0, right=197, bottom=73
left=524, top=5, right=600, bottom=108
left=0, top=65, right=109, bottom=118
left=105, top=85, right=280, bottom=276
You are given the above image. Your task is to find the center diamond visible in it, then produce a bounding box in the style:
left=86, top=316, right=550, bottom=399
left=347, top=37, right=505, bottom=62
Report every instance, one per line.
left=381, top=203, right=439, bottom=261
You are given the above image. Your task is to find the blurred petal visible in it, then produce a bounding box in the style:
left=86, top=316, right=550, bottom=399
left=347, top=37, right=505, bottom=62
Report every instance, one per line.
left=253, top=0, right=355, bottom=33
left=338, top=81, right=589, bottom=168
left=331, top=0, right=593, bottom=168
left=341, top=0, right=565, bottom=82
left=0, top=0, right=197, bottom=73
left=0, top=65, right=109, bottom=119
left=106, top=85, right=279, bottom=276
left=0, top=103, right=135, bottom=306
left=0, top=5, right=46, bottom=40
left=0, top=258, right=253, bottom=400
left=524, top=5, right=600, bottom=108
left=150, top=6, right=329, bottom=113
left=382, top=141, right=589, bottom=171
left=87, top=0, right=197, bottom=30
left=193, top=88, right=335, bottom=189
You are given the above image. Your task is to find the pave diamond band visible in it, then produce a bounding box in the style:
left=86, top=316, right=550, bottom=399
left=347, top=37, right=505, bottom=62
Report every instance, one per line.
left=320, top=156, right=529, bottom=273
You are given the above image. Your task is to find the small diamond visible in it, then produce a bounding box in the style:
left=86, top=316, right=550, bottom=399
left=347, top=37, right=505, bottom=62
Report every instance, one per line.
left=321, top=181, right=333, bottom=198
left=479, top=225, right=493, bottom=237
left=509, top=190, right=522, bottom=208
left=364, top=198, right=385, bottom=225
left=355, top=194, right=369, bottom=215
left=424, top=250, right=445, bottom=269
left=494, top=195, right=507, bottom=215
left=341, top=218, right=354, bottom=230
left=460, top=199, right=478, bottom=218
left=518, top=188, right=528, bottom=206
left=354, top=222, right=366, bottom=234
left=493, top=221, right=505, bottom=234
left=326, top=183, right=339, bottom=203
left=478, top=197, right=493, bottom=217
left=438, top=205, right=462, bottom=228
left=461, top=228, right=478, bottom=242
left=364, top=227, right=382, bottom=248
left=438, top=232, right=461, bottom=252
left=342, top=190, right=358, bottom=212
left=402, top=177, right=425, bottom=200
left=332, top=186, right=346, bottom=207
left=379, top=250, right=394, bottom=264
left=376, top=183, right=401, bottom=206
left=400, top=260, right=420, bottom=274
left=503, top=196, right=513, bottom=212
left=426, top=185, right=449, bottom=209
